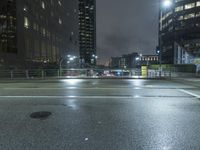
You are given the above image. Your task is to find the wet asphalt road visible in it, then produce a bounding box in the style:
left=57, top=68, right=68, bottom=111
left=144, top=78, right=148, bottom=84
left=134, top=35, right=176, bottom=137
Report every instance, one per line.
left=0, top=79, right=200, bottom=150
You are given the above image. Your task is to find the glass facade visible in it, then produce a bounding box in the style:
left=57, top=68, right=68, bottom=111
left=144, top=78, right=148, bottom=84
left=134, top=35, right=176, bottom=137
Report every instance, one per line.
left=159, top=0, right=200, bottom=64
left=0, top=0, right=79, bottom=68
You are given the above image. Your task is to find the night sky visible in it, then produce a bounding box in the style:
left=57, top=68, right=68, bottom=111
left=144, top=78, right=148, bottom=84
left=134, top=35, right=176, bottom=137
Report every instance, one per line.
left=97, top=0, right=159, bottom=64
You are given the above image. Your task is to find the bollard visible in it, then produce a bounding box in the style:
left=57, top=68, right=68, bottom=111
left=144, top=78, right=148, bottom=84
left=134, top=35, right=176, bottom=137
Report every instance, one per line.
left=59, top=69, right=63, bottom=78
left=41, top=70, right=44, bottom=79
left=58, top=70, right=60, bottom=78
left=26, top=70, right=29, bottom=79
left=10, top=70, right=13, bottom=79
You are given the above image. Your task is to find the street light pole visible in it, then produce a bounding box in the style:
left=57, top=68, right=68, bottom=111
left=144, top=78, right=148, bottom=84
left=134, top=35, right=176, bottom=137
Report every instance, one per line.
left=159, top=48, right=162, bottom=77
left=59, top=55, right=77, bottom=77
left=159, top=3, right=163, bottom=78
left=59, top=58, right=65, bottom=77
left=159, top=0, right=173, bottom=77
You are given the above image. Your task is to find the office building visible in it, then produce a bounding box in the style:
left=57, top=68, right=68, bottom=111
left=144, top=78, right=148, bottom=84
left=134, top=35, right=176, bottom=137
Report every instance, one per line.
left=110, top=57, right=122, bottom=68
left=79, top=0, right=96, bottom=67
left=110, top=53, right=139, bottom=68
left=122, top=53, right=139, bottom=68
left=159, top=0, right=200, bottom=64
left=0, top=0, right=79, bottom=68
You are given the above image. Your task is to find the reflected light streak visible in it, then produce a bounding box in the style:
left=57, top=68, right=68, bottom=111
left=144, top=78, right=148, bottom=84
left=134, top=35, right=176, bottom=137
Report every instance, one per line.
left=62, top=79, right=83, bottom=86
left=128, top=79, right=145, bottom=87
left=134, top=95, right=141, bottom=98
left=66, top=99, right=78, bottom=110
left=162, top=146, right=171, bottom=150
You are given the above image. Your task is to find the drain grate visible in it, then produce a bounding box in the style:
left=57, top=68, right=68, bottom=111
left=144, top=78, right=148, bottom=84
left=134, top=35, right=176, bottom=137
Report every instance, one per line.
left=30, top=111, right=52, bottom=119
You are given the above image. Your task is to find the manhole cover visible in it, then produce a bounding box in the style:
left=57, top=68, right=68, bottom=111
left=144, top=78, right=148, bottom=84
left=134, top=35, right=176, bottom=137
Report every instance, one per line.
left=30, top=111, right=52, bottom=119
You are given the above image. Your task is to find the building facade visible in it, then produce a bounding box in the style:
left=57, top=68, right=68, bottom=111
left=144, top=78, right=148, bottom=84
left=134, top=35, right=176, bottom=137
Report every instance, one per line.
left=110, top=53, right=139, bottom=69
left=0, top=0, right=79, bottom=69
left=139, top=55, right=159, bottom=66
left=110, top=57, right=123, bottom=68
left=122, top=53, right=139, bottom=68
left=159, top=0, right=200, bottom=64
left=79, top=0, right=96, bottom=67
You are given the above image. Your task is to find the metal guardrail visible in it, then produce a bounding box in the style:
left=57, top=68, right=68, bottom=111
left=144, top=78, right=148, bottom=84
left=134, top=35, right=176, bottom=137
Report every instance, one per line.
left=0, top=68, right=181, bottom=79
left=0, top=68, right=199, bottom=79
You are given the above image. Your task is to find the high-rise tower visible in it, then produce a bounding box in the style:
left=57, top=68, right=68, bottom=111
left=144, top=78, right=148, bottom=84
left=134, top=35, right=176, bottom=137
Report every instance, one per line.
left=79, top=0, right=96, bottom=67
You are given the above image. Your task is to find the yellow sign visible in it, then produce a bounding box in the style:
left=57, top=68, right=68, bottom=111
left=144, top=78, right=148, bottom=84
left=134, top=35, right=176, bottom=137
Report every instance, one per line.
left=141, top=66, right=148, bottom=77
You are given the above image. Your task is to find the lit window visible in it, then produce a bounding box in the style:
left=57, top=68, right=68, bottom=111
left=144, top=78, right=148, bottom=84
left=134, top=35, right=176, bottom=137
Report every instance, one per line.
left=184, top=13, right=195, bottom=19
left=41, top=1, right=45, bottom=9
left=185, top=3, right=195, bottom=10
left=168, top=19, right=172, bottom=23
left=59, top=18, right=62, bottom=24
left=0, top=15, right=6, bottom=19
left=24, top=17, right=29, bottom=28
left=58, top=1, right=62, bottom=6
left=175, top=6, right=183, bottom=12
left=178, top=15, right=183, bottom=20
left=197, top=1, right=200, bottom=6
left=42, top=28, right=46, bottom=36
left=90, top=6, right=94, bottom=10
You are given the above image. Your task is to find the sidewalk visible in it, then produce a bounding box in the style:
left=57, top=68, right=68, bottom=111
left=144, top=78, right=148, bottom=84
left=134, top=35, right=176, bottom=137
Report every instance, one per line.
left=172, top=77, right=200, bottom=88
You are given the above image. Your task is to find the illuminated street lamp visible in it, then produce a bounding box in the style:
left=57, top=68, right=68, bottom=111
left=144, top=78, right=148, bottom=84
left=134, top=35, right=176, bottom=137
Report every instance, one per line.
left=59, top=55, right=77, bottom=76
left=69, top=57, right=74, bottom=61
left=162, top=0, right=173, bottom=8
left=135, top=55, right=141, bottom=68
left=90, top=54, right=98, bottom=67
left=135, top=57, right=140, bottom=61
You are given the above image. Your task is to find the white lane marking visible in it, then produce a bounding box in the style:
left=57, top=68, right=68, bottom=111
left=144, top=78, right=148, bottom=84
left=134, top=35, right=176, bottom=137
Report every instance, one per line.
left=0, top=95, right=195, bottom=99
left=0, top=86, right=191, bottom=90
left=0, top=95, right=137, bottom=99
left=179, top=89, right=200, bottom=99
left=1, top=87, right=142, bottom=90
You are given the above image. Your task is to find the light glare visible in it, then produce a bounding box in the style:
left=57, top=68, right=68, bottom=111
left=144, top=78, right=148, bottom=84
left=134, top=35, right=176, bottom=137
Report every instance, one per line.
left=62, top=79, right=82, bottom=85
left=163, top=0, right=172, bottom=8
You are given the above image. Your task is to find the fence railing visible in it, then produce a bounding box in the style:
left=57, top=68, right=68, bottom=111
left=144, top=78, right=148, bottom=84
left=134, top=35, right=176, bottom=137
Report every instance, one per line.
left=0, top=68, right=198, bottom=79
